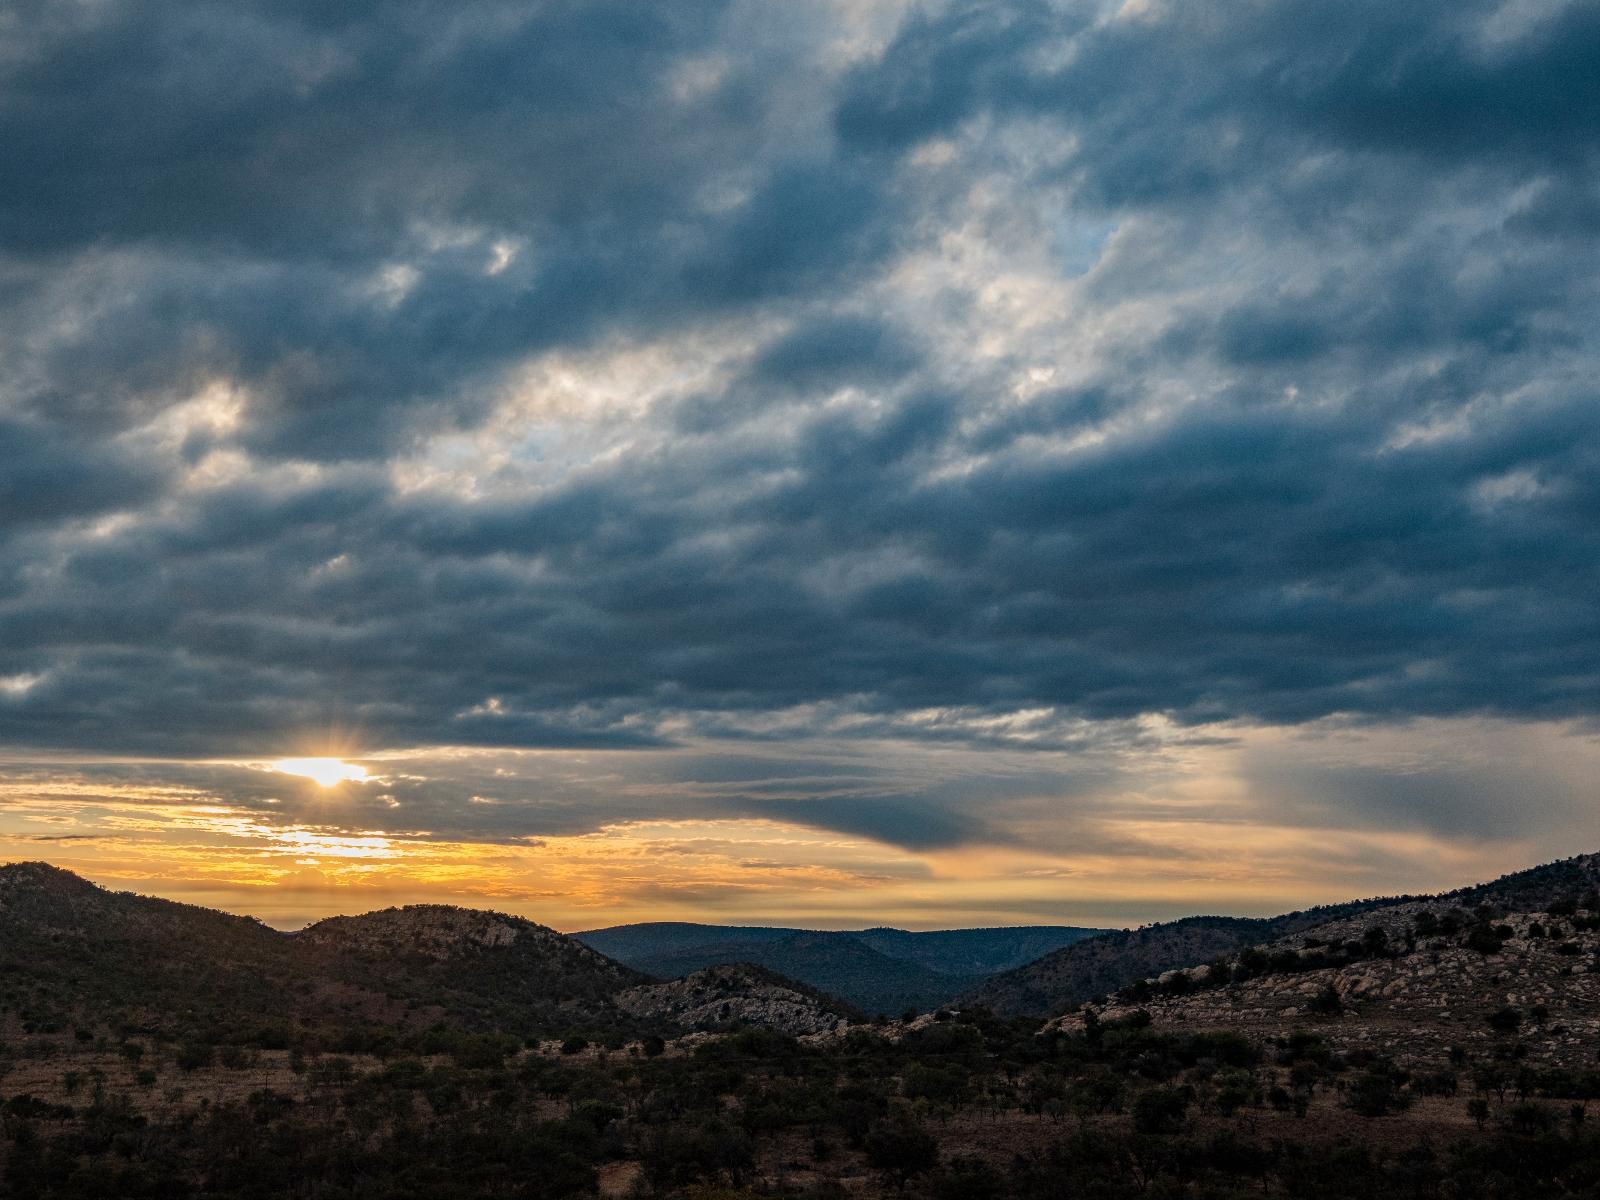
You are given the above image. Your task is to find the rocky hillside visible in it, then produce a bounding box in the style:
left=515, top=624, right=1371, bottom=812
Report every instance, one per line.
left=616, top=963, right=861, bottom=1037
left=1047, top=855, right=1600, bottom=1075
left=963, top=907, right=1399, bottom=1018
left=967, top=854, right=1600, bottom=1018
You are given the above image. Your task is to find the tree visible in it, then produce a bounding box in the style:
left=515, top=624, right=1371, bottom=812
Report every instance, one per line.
left=1132, top=1086, right=1190, bottom=1134
left=1346, top=1067, right=1411, bottom=1118
left=864, top=1111, right=939, bottom=1190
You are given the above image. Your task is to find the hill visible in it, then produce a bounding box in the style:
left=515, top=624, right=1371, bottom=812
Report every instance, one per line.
left=0, top=864, right=658, bottom=1046
left=970, top=852, right=1600, bottom=1018
left=853, top=924, right=1105, bottom=975
left=11, top=855, right=1600, bottom=1199
left=1052, top=854, right=1600, bottom=1077
left=0, top=861, right=318, bottom=1042
left=296, top=904, right=654, bottom=1038
left=1, top=861, right=908, bottom=1049
left=576, top=921, right=1105, bottom=1014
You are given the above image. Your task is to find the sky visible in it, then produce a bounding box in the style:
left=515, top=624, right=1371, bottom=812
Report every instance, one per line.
left=1, top=0, right=1597, bottom=931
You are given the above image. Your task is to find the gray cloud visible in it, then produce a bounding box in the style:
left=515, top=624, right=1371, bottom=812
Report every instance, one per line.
left=3, top=0, right=1599, bottom=854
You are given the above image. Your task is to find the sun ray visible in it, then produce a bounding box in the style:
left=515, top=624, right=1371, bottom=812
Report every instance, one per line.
left=270, top=758, right=371, bottom=788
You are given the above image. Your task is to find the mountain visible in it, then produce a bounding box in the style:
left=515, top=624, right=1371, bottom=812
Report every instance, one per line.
left=966, top=852, right=1600, bottom=1018
left=576, top=921, right=1106, bottom=1015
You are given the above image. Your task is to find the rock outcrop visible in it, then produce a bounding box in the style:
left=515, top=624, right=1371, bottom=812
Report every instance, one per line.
left=618, top=963, right=856, bottom=1036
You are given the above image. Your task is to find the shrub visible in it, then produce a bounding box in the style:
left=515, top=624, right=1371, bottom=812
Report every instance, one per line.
left=1466, top=925, right=1508, bottom=955
left=1132, top=1086, right=1190, bottom=1134
left=1347, top=1067, right=1411, bottom=1117
left=1487, top=1007, right=1523, bottom=1034
left=174, top=1043, right=212, bottom=1072
left=864, top=1112, right=939, bottom=1188
left=1308, top=984, right=1344, bottom=1016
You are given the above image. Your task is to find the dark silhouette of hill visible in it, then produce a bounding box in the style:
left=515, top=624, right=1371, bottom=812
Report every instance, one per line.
left=0, top=861, right=313, bottom=1041
left=0, top=863, right=721, bottom=1044
left=576, top=921, right=1105, bottom=1014
left=963, top=852, right=1600, bottom=1017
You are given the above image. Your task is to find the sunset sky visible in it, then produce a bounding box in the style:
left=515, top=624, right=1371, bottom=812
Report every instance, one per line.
left=2, top=0, right=1597, bottom=931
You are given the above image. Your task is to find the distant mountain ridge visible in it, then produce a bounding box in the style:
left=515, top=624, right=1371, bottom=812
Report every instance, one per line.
left=576, top=920, right=1108, bottom=1014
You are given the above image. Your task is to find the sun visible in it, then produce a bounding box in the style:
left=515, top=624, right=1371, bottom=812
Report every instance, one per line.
left=271, top=758, right=371, bottom=788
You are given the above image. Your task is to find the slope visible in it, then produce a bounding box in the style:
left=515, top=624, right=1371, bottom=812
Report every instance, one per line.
left=968, top=852, right=1600, bottom=1018
left=0, top=863, right=652, bottom=1045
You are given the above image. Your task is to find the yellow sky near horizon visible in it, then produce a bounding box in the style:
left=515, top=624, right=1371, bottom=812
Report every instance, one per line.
left=2, top=717, right=1593, bottom=931
left=0, top=764, right=1544, bottom=933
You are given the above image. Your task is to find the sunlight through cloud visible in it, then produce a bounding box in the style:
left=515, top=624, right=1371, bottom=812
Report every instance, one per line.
left=270, top=758, right=371, bottom=788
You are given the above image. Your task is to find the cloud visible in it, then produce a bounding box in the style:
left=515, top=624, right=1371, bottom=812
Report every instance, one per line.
left=1, top=0, right=1598, bottom=874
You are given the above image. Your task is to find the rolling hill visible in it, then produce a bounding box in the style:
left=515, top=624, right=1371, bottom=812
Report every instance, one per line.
left=964, top=853, right=1600, bottom=1017
left=1048, top=854, right=1600, bottom=1080
left=0, top=863, right=813, bottom=1045
left=576, top=921, right=1106, bottom=1014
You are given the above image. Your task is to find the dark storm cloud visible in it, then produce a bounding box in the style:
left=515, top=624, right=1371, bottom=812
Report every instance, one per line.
left=0, top=0, right=894, bottom=457
left=3, top=0, right=1600, bottom=857
left=838, top=0, right=1600, bottom=185
left=0, top=419, right=162, bottom=531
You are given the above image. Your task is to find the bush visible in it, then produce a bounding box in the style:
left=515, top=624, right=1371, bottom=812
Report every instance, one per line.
left=930, top=1155, right=1005, bottom=1200
left=1132, top=1086, right=1190, bottom=1134
left=1347, top=1067, right=1411, bottom=1117
left=174, top=1043, right=212, bottom=1072
left=1487, top=1007, right=1523, bottom=1034
left=1308, top=984, right=1344, bottom=1016
left=864, top=1112, right=939, bottom=1188
left=1467, top=925, right=1509, bottom=955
